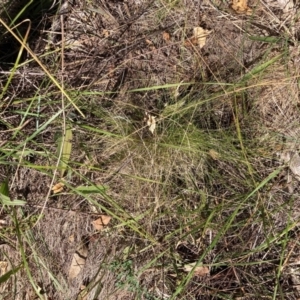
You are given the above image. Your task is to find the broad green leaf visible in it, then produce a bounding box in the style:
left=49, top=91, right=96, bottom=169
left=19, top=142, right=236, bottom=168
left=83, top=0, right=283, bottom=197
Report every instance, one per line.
left=74, top=185, right=108, bottom=194
left=57, top=127, right=73, bottom=177
left=0, top=179, right=9, bottom=196
left=0, top=193, right=26, bottom=206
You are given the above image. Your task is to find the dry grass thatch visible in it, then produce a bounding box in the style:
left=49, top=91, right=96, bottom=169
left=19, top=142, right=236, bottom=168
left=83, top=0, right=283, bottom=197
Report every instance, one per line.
left=1, top=0, right=300, bottom=299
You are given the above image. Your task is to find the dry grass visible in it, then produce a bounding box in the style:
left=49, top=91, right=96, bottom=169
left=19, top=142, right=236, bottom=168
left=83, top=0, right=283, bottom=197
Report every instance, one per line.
left=1, top=0, right=300, bottom=299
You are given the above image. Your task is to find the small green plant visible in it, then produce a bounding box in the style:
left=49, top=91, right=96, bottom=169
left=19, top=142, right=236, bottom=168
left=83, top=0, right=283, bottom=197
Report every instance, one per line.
left=108, top=259, right=160, bottom=299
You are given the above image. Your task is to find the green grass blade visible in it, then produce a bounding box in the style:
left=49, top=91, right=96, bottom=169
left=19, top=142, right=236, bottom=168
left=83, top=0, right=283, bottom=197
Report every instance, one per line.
left=74, top=185, right=108, bottom=194
left=0, top=179, right=9, bottom=196
left=0, top=265, right=22, bottom=284
left=56, top=127, right=73, bottom=178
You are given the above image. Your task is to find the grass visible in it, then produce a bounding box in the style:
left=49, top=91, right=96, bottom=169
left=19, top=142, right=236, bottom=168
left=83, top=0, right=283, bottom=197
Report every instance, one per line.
left=1, top=0, right=300, bottom=299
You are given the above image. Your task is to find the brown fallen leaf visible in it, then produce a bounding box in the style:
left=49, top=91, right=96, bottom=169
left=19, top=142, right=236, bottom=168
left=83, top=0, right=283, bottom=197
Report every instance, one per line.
left=183, top=262, right=209, bottom=277
left=0, top=261, right=8, bottom=275
left=145, top=39, right=153, bottom=45
left=231, top=0, right=253, bottom=15
left=68, top=243, right=88, bottom=280
left=102, top=29, right=110, bottom=37
left=144, top=112, right=156, bottom=134
left=277, top=0, right=294, bottom=13
left=145, top=39, right=156, bottom=51
left=193, top=27, right=212, bottom=48
left=208, top=149, right=220, bottom=160
left=68, top=234, right=75, bottom=243
left=184, top=27, right=212, bottom=48
left=52, top=182, right=65, bottom=194
left=91, top=215, right=111, bottom=231
left=162, top=31, right=170, bottom=41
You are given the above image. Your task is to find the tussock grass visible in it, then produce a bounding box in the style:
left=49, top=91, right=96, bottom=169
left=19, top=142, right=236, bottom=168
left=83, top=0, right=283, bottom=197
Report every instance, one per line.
left=1, top=0, right=300, bottom=299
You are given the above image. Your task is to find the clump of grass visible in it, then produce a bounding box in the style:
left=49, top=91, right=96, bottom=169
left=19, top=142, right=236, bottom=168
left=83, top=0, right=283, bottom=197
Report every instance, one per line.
left=1, top=0, right=300, bottom=299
